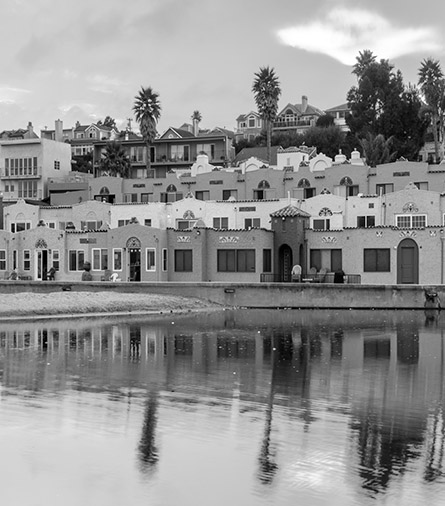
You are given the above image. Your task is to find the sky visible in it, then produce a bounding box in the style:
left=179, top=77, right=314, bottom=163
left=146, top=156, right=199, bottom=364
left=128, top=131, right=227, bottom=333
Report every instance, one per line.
left=0, top=0, right=444, bottom=136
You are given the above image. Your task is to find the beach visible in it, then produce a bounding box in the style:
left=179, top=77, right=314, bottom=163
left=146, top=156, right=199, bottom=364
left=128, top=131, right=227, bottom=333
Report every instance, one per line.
left=0, top=291, right=220, bottom=319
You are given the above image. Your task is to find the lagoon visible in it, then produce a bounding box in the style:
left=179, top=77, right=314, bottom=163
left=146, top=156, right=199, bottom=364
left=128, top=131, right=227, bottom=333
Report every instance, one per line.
left=0, top=309, right=444, bottom=505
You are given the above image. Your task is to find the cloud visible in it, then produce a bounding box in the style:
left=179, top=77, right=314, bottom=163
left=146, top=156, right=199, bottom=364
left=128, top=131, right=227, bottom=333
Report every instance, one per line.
left=277, top=7, right=443, bottom=65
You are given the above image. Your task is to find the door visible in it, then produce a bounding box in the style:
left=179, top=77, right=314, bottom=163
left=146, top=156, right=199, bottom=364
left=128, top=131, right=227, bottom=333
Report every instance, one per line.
left=397, top=238, right=419, bottom=284
left=129, top=248, right=141, bottom=282
left=36, top=250, right=49, bottom=280
left=279, top=245, right=293, bottom=282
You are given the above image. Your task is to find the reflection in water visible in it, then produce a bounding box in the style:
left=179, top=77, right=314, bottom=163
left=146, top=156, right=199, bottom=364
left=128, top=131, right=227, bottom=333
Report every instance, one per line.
left=138, top=391, right=159, bottom=473
left=1, top=310, right=445, bottom=505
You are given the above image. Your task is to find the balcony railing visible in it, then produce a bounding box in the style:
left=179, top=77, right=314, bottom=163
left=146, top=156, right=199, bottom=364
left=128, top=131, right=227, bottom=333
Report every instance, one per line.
left=272, top=119, right=312, bottom=128
left=0, top=166, right=42, bottom=179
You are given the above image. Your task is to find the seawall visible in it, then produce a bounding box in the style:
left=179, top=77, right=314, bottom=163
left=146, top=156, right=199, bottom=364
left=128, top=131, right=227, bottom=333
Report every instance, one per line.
left=0, top=281, right=442, bottom=310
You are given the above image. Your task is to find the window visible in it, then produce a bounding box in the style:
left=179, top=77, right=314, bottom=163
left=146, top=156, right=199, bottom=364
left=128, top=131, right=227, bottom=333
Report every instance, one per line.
left=18, top=181, right=37, bottom=198
left=195, top=190, right=210, bottom=201
left=162, top=249, right=168, bottom=271
left=0, top=250, right=5, bottom=270
left=176, top=219, right=196, bottom=230
left=11, top=222, right=31, bottom=233
left=304, top=188, right=315, bottom=199
left=364, top=249, right=390, bottom=272
left=54, top=160, right=60, bottom=170
left=118, top=219, right=131, bottom=227
left=310, top=249, right=342, bottom=272
left=144, top=219, right=152, bottom=227
left=13, top=250, right=17, bottom=270
left=217, top=249, right=255, bottom=272
left=81, top=220, right=103, bottom=231
left=69, top=250, right=85, bottom=271
left=263, top=249, right=272, bottom=272
left=92, top=249, right=108, bottom=270
left=213, top=217, right=229, bottom=229
left=23, top=250, right=30, bottom=271
left=130, top=146, right=144, bottom=162
left=160, top=191, right=183, bottom=202
left=141, top=193, right=152, bottom=203
left=175, top=249, right=193, bottom=272
left=357, top=216, right=376, bottom=228
left=222, top=189, right=237, bottom=200
left=52, top=250, right=60, bottom=271
left=170, top=145, right=190, bottom=162
left=346, top=185, right=359, bottom=196
left=414, top=182, right=428, bottom=190
left=376, top=183, right=394, bottom=195
left=113, top=249, right=122, bottom=271
left=123, top=193, right=138, bottom=203
left=248, top=117, right=256, bottom=128
left=244, top=218, right=260, bottom=229
left=395, top=214, right=427, bottom=228
left=146, top=249, right=156, bottom=271
left=196, top=143, right=215, bottom=159
left=313, top=219, right=330, bottom=230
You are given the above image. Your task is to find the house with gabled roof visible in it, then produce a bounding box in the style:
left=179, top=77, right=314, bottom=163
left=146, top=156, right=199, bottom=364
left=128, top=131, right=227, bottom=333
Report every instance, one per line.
left=93, top=123, right=235, bottom=179
left=235, top=111, right=264, bottom=142
left=273, top=96, right=324, bottom=134
left=324, top=103, right=350, bottom=132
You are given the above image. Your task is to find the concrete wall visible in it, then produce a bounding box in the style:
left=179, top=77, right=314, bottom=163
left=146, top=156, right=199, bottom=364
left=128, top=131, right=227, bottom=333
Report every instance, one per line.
left=0, top=281, right=441, bottom=310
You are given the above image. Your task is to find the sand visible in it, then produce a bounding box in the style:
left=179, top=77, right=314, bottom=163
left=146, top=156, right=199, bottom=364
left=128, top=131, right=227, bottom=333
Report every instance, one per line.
left=0, top=291, right=221, bottom=319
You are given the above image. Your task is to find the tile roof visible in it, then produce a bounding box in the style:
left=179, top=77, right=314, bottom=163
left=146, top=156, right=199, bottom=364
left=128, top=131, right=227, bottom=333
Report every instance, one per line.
left=270, top=204, right=310, bottom=218
left=233, top=146, right=280, bottom=165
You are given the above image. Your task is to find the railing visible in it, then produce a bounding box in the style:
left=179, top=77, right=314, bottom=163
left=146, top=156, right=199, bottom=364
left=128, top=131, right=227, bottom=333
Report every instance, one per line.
left=273, top=120, right=312, bottom=128
left=260, top=273, right=361, bottom=284
left=0, top=166, right=42, bottom=179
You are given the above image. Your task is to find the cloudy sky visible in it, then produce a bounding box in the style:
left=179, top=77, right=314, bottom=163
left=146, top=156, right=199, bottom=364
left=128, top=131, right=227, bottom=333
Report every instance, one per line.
left=0, top=0, right=444, bottom=135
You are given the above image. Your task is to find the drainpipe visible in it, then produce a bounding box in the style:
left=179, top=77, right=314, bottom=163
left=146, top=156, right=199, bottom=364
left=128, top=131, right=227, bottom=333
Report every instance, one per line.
left=440, top=237, right=445, bottom=285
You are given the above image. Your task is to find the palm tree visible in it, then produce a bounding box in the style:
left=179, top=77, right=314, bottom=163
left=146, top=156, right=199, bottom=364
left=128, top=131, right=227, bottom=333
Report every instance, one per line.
left=252, top=66, right=281, bottom=164
left=360, top=132, right=396, bottom=168
left=99, top=141, right=131, bottom=178
left=418, top=58, right=445, bottom=163
left=133, top=86, right=162, bottom=177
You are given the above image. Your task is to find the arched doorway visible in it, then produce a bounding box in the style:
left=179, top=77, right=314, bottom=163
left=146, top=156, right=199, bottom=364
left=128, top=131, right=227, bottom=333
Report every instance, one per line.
left=126, top=237, right=141, bottom=282
left=279, top=244, right=293, bottom=282
left=397, top=238, right=419, bottom=284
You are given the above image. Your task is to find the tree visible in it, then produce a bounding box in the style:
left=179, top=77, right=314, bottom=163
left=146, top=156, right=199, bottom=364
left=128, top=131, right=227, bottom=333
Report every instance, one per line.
left=360, top=133, right=396, bottom=167
left=304, top=125, right=347, bottom=159
left=102, top=116, right=117, bottom=129
left=418, top=58, right=445, bottom=162
left=316, top=114, right=335, bottom=128
left=347, top=50, right=428, bottom=161
left=99, top=141, right=132, bottom=178
left=252, top=66, right=281, bottom=164
left=133, top=86, right=162, bottom=177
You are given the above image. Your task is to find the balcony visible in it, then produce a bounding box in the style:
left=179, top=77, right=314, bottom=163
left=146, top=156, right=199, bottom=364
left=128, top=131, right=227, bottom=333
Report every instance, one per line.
left=272, top=119, right=312, bottom=129
left=155, top=156, right=191, bottom=164
left=0, top=166, right=42, bottom=179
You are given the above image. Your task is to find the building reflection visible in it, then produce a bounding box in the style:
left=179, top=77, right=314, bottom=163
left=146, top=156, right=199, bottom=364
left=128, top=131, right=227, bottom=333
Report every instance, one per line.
left=0, top=310, right=444, bottom=495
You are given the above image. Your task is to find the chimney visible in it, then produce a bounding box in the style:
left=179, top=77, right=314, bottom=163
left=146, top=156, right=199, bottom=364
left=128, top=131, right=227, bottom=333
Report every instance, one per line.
left=55, top=119, right=63, bottom=142
left=27, top=121, right=34, bottom=137
left=301, top=95, right=308, bottom=113
left=192, top=118, right=199, bottom=137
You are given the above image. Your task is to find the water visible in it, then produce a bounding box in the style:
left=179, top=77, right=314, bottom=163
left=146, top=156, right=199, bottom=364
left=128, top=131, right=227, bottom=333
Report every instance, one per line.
left=0, top=309, right=444, bottom=506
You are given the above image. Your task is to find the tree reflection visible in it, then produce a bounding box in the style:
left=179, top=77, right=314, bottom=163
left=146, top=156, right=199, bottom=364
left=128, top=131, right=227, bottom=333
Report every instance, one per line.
left=257, top=332, right=294, bottom=485
left=138, top=391, right=159, bottom=473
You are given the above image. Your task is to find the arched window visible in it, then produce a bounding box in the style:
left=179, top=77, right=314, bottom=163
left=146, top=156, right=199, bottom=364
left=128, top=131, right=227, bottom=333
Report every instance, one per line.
left=298, top=178, right=311, bottom=188
left=258, top=180, right=270, bottom=189
left=340, top=176, right=353, bottom=186
left=99, top=187, right=110, bottom=195
left=166, top=184, right=177, bottom=193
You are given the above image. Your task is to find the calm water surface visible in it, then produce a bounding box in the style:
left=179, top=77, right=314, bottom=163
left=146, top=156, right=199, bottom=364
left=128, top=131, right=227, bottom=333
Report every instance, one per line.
left=0, top=309, right=444, bottom=506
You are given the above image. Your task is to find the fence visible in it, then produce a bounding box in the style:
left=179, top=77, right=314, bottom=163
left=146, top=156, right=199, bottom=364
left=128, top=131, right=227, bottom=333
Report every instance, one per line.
left=260, top=273, right=361, bottom=284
